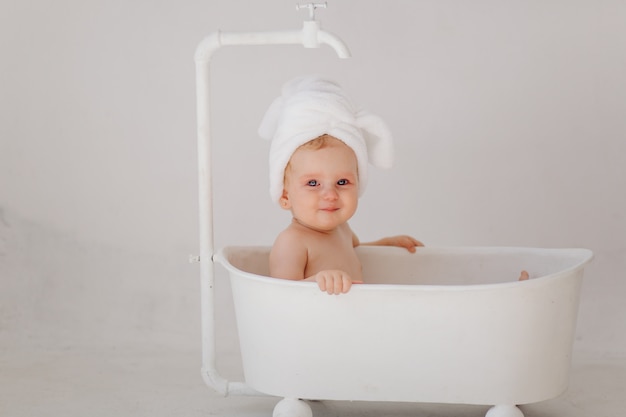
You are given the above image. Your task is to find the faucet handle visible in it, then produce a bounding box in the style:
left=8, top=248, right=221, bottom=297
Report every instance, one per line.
left=296, top=2, right=327, bottom=21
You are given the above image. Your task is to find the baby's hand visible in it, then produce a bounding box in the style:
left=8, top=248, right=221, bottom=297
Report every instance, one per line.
left=314, top=270, right=363, bottom=295
left=377, top=235, right=424, bottom=253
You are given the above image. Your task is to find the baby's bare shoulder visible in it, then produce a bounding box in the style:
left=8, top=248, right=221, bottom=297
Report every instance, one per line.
left=271, top=226, right=309, bottom=259
left=274, top=224, right=307, bottom=245
left=270, top=226, right=310, bottom=279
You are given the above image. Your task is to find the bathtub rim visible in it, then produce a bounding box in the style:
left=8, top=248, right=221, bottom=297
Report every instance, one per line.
left=214, top=245, right=593, bottom=292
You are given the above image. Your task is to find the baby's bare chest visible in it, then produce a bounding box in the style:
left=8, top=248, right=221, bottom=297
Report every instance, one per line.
left=305, top=237, right=363, bottom=280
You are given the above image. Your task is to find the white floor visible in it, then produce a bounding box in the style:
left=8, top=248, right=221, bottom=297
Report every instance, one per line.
left=1, top=342, right=624, bottom=417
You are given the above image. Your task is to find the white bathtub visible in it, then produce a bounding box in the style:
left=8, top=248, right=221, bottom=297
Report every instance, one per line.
left=213, top=245, right=593, bottom=417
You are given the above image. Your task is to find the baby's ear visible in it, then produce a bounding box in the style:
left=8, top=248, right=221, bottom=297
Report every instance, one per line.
left=279, top=192, right=291, bottom=210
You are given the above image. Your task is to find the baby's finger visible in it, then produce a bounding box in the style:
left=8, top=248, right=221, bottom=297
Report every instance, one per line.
left=334, top=275, right=344, bottom=295
left=405, top=236, right=423, bottom=246
left=341, top=275, right=352, bottom=294
left=406, top=237, right=424, bottom=252
left=317, top=277, right=327, bottom=293
left=327, top=276, right=336, bottom=294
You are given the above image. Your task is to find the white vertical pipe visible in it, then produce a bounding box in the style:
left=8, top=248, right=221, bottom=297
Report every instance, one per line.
left=195, top=36, right=230, bottom=394
left=196, top=34, right=266, bottom=397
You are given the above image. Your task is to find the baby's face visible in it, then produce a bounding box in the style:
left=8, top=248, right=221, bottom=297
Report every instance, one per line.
left=281, top=138, right=359, bottom=232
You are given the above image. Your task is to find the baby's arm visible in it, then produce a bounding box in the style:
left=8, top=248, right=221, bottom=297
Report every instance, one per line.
left=269, top=231, right=308, bottom=280
left=354, top=232, right=423, bottom=253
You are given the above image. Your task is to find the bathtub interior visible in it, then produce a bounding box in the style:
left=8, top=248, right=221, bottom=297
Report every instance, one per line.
left=217, top=245, right=592, bottom=286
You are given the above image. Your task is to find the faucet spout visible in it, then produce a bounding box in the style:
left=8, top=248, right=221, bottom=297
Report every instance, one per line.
left=317, top=28, right=351, bottom=58
left=302, top=20, right=351, bottom=58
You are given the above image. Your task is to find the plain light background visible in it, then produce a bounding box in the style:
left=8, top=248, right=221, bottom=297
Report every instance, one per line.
left=1, top=0, right=624, bottom=390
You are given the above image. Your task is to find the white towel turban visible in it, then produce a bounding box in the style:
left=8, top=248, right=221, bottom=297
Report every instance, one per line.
left=258, top=75, right=394, bottom=204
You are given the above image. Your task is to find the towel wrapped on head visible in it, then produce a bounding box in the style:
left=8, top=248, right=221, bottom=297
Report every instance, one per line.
left=258, top=75, right=394, bottom=203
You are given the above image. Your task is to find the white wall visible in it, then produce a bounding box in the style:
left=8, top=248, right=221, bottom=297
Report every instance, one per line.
left=1, top=1, right=624, bottom=354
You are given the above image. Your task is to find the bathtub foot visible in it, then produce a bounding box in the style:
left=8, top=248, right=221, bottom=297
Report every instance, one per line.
left=485, top=405, right=524, bottom=417
left=273, top=398, right=312, bottom=417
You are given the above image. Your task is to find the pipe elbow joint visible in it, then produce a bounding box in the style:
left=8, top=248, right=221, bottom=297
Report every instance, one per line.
left=201, top=366, right=229, bottom=396
left=195, top=31, right=222, bottom=63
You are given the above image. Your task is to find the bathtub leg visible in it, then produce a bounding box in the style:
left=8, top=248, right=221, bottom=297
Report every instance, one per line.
left=485, top=405, right=524, bottom=417
left=273, top=398, right=313, bottom=417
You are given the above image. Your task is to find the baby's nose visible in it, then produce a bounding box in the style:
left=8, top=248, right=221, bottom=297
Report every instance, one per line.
left=321, top=185, right=339, bottom=200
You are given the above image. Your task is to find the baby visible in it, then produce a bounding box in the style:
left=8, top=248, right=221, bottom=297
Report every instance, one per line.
left=259, top=76, right=422, bottom=294
left=271, top=134, right=422, bottom=294
left=259, top=76, right=527, bottom=294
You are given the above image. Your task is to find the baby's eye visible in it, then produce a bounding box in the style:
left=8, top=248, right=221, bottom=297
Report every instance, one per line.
left=307, top=180, right=318, bottom=186
left=337, top=179, right=349, bottom=185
